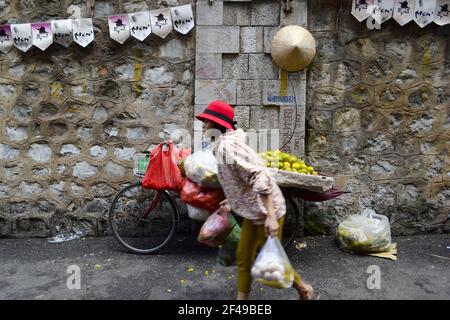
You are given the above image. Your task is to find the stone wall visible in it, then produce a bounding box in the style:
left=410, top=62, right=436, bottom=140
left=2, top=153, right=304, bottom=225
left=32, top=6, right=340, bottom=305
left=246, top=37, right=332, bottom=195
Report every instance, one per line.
left=304, top=0, right=449, bottom=235
left=0, top=0, right=195, bottom=237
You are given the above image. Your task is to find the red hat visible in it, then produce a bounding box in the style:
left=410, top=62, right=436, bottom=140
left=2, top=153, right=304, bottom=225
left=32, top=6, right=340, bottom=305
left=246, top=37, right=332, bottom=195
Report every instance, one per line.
left=196, top=100, right=236, bottom=130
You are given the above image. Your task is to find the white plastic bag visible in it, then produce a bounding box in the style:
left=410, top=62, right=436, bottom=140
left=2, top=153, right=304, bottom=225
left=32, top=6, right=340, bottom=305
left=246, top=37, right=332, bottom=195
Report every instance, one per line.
left=337, top=208, right=392, bottom=253
left=184, top=150, right=221, bottom=188
left=186, top=204, right=210, bottom=221
left=251, top=237, right=294, bottom=289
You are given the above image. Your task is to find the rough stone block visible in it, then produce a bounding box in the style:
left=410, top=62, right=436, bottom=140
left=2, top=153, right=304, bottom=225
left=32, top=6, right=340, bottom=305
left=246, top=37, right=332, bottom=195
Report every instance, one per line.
left=237, top=80, right=261, bottom=105
left=251, top=0, right=280, bottom=26
left=240, top=27, right=263, bottom=53
left=263, top=80, right=306, bottom=106
left=250, top=105, right=279, bottom=130
left=196, top=26, right=240, bottom=53
left=222, top=54, right=249, bottom=79
left=223, top=1, right=251, bottom=26
left=233, top=105, right=250, bottom=130
left=196, top=0, right=223, bottom=26
left=263, top=27, right=278, bottom=53
left=281, top=0, right=307, bottom=27
left=249, top=54, right=278, bottom=79
left=195, top=80, right=237, bottom=104
left=195, top=53, right=222, bottom=79
left=279, top=105, right=306, bottom=157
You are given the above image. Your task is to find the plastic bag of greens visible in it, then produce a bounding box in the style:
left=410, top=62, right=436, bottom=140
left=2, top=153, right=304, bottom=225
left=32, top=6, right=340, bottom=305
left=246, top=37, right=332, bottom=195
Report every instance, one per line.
left=184, top=151, right=221, bottom=188
left=336, top=208, right=391, bottom=253
left=217, top=215, right=241, bottom=266
left=251, top=237, right=295, bottom=289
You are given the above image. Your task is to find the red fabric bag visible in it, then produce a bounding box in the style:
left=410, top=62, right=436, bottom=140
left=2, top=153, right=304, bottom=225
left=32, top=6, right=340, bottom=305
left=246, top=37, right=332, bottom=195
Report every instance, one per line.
left=142, top=141, right=184, bottom=191
left=181, top=178, right=225, bottom=212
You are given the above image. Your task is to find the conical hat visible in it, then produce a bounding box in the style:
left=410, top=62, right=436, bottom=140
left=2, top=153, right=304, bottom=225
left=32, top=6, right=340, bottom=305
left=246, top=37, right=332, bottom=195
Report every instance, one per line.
left=271, top=25, right=316, bottom=72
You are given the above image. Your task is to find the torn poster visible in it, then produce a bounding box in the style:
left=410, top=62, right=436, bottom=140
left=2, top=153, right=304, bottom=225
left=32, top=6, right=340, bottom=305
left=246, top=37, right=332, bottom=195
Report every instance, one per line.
left=150, top=8, right=172, bottom=38
left=72, top=18, right=94, bottom=47
left=351, top=0, right=375, bottom=22
left=372, top=0, right=394, bottom=24
left=393, top=0, right=415, bottom=25
left=414, top=0, right=436, bottom=28
left=0, top=25, right=13, bottom=54
left=52, top=19, right=73, bottom=48
left=171, top=4, right=194, bottom=35
left=434, top=0, right=450, bottom=25
left=32, top=22, right=53, bottom=51
left=108, top=14, right=131, bottom=44
left=11, top=23, right=33, bottom=52
left=129, top=11, right=152, bottom=41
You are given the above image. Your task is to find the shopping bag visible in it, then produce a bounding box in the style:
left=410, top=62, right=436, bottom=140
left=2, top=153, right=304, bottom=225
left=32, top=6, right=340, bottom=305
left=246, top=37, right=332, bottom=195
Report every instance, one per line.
left=197, top=208, right=236, bottom=247
left=251, top=237, right=295, bottom=289
left=181, top=178, right=225, bottom=212
left=184, top=150, right=221, bottom=188
left=217, top=214, right=241, bottom=266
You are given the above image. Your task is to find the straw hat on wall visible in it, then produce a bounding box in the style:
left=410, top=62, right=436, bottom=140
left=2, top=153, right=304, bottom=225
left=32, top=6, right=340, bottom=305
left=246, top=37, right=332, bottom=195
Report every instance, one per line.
left=271, top=25, right=316, bottom=72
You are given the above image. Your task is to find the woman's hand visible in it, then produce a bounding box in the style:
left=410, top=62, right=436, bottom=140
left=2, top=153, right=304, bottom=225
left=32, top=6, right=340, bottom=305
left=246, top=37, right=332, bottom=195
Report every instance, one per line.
left=265, top=216, right=279, bottom=237
left=219, top=199, right=231, bottom=214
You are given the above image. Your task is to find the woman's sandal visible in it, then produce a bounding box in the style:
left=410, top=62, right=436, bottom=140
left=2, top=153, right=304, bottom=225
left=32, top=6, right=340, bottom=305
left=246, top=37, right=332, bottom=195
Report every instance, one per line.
left=299, top=284, right=320, bottom=300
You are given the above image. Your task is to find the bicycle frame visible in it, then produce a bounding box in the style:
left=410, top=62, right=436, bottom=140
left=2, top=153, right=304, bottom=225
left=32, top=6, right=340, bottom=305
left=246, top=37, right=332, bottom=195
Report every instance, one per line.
left=141, top=191, right=163, bottom=220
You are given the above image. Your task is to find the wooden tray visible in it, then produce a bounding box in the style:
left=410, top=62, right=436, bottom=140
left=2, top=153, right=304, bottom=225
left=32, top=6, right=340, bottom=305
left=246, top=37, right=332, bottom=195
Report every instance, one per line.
left=267, top=168, right=334, bottom=193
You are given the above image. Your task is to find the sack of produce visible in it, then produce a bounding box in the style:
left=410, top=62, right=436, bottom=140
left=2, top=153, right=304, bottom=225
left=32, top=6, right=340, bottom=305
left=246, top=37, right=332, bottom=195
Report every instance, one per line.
left=186, top=204, right=211, bottom=221
left=217, top=214, right=241, bottom=266
left=336, top=208, right=391, bottom=253
left=251, top=237, right=295, bottom=289
left=198, top=208, right=236, bottom=247
left=184, top=151, right=221, bottom=188
left=180, top=178, right=225, bottom=212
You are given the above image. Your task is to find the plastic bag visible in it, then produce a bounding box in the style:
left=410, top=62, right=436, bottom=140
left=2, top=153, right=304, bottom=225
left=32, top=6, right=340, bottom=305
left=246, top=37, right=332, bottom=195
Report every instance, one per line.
left=336, top=208, right=391, bottom=253
left=181, top=178, right=225, bottom=212
left=198, top=208, right=236, bottom=247
left=217, top=214, right=241, bottom=266
left=251, top=237, right=295, bottom=289
left=142, top=141, right=183, bottom=191
left=184, top=151, right=221, bottom=188
left=186, top=204, right=211, bottom=221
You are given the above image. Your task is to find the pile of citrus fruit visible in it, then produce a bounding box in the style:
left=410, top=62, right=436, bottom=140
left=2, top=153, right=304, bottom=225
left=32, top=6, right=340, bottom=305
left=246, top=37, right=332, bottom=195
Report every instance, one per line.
left=258, top=150, right=318, bottom=175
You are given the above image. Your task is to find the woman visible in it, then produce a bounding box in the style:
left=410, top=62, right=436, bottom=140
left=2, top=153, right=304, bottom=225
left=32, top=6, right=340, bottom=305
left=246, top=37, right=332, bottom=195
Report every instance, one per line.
left=196, top=100, right=318, bottom=300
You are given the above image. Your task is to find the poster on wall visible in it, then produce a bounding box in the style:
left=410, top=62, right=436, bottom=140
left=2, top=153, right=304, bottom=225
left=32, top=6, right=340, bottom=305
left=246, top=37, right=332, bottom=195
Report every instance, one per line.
left=0, top=24, right=13, bottom=53
left=414, top=0, right=437, bottom=27
left=72, top=18, right=94, bottom=47
left=31, top=22, right=53, bottom=51
left=149, top=8, right=172, bottom=38
left=434, top=0, right=450, bottom=25
left=129, top=11, right=152, bottom=41
left=108, top=14, right=131, bottom=44
left=372, top=0, right=394, bottom=24
left=52, top=19, right=73, bottom=48
left=171, top=4, right=194, bottom=35
left=351, top=0, right=375, bottom=21
left=11, top=23, right=33, bottom=52
left=393, top=0, right=415, bottom=25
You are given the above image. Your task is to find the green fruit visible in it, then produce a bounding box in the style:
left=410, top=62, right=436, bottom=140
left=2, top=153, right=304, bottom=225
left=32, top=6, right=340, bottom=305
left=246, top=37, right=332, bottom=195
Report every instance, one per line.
left=270, top=162, right=278, bottom=168
left=291, top=163, right=301, bottom=170
left=288, top=155, right=298, bottom=164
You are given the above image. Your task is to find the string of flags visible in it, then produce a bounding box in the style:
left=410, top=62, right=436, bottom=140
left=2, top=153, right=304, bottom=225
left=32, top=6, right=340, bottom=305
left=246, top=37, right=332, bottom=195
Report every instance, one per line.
left=351, top=0, right=450, bottom=28
left=0, top=4, right=194, bottom=54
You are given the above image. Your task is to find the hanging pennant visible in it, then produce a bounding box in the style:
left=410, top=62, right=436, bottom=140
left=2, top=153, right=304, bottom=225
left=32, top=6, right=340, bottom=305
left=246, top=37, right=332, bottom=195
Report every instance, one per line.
left=72, top=18, right=94, bottom=47
left=434, top=0, right=450, bottom=25
left=0, top=25, right=13, bottom=54
left=393, top=0, right=415, bottom=25
left=31, top=22, right=53, bottom=51
left=414, top=0, right=437, bottom=27
left=52, top=19, right=73, bottom=48
left=11, top=23, right=33, bottom=53
left=150, top=8, right=173, bottom=38
left=171, top=4, right=194, bottom=35
left=352, top=0, right=375, bottom=22
left=372, top=0, right=394, bottom=24
left=129, top=12, right=152, bottom=41
left=108, top=14, right=131, bottom=44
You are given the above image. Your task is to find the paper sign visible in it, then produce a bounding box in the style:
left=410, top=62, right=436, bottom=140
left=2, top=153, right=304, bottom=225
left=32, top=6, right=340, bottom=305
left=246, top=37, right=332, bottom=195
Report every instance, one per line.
left=11, top=23, right=33, bottom=52
left=52, top=19, right=73, bottom=48
left=414, top=0, right=436, bottom=27
left=393, top=0, right=415, bottom=25
left=72, top=18, right=94, bottom=47
left=434, top=0, right=450, bottom=25
left=150, top=8, right=173, bottom=38
left=129, top=11, right=152, bottom=41
left=108, top=14, right=130, bottom=44
left=372, top=0, right=394, bottom=24
left=0, top=25, right=13, bottom=53
left=32, top=22, right=53, bottom=51
left=171, top=4, right=194, bottom=34
left=351, top=0, right=375, bottom=21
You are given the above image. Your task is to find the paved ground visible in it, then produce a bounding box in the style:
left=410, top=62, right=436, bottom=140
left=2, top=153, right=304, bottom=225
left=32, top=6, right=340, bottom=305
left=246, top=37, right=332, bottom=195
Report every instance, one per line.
left=0, top=234, right=449, bottom=300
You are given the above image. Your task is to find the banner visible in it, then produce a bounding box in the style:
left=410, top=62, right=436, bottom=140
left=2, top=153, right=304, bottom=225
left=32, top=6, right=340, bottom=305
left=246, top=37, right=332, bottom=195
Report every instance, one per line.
left=351, top=0, right=375, bottom=21
left=171, top=4, right=194, bottom=35
left=414, top=0, right=436, bottom=27
left=72, top=18, right=94, bottom=47
left=150, top=8, right=172, bottom=38
left=11, top=23, right=33, bottom=52
left=0, top=24, right=13, bottom=53
left=52, top=19, right=73, bottom=48
left=31, top=22, right=52, bottom=51
left=372, top=0, right=394, bottom=24
left=108, top=14, right=131, bottom=44
left=129, top=11, right=152, bottom=41
left=393, top=0, right=415, bottom=25
left=434, top=0, right=450, bottom=25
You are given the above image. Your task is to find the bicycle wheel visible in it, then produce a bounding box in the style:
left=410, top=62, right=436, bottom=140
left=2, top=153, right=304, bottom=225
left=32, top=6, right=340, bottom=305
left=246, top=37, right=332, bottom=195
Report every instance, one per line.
left=109, top=182, right=180, bottom=254
left=282, top=196, right=300, bottom=249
